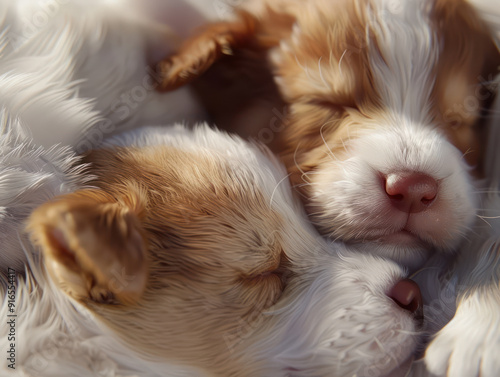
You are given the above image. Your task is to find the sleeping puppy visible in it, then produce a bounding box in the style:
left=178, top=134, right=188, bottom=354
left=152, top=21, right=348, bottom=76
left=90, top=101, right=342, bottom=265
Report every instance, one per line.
left=19, top=125, right=423, bottom=377
left=156, top=0, right=500, bottom=271
left=0, top=0, right=208, bottom=272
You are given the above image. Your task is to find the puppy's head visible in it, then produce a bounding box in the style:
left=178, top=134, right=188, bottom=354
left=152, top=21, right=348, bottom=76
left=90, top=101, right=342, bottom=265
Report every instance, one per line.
left=274, top=0, right=500, bottom=269
left=27, top=126, right=291, bottom=374
left=157, top=0, right=500, bottom=270
left=28, top=126, right=423, bottom=376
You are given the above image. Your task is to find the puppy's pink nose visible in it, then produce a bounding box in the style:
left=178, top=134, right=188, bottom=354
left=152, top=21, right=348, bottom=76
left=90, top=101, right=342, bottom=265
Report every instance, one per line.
left=388, top=279, right=423, bottom=314
left=385, top=172, right=438, bottom=213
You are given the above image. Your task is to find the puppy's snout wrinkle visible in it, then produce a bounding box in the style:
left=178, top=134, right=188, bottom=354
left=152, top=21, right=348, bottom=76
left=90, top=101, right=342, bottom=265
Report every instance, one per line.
left=384, top=172, right=438, bottom=214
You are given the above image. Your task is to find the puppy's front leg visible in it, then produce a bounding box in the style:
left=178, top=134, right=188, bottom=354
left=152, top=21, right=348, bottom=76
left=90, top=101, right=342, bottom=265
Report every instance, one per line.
left=425, top=240, right=500, bottom=377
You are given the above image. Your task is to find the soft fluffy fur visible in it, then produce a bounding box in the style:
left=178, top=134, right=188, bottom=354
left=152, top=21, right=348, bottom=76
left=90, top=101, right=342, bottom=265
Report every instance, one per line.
left=156, top=2, right=500, bottom=375
left=407, top=73, right=500, bottom=377
left=158, top=0, right=500, bottom=272
left=0, top=1, right=426, bottom=376
left=0, top=0, right=208, bottom=272
left=17, top=125, right=421, bottom=377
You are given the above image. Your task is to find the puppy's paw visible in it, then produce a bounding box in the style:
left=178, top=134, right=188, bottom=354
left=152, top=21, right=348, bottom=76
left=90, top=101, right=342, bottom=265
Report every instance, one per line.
left=425, top=293, right=500, bottom=377
left=27, top=190, right=148, bottom=305
left=156, top=11, right=256, bottom=91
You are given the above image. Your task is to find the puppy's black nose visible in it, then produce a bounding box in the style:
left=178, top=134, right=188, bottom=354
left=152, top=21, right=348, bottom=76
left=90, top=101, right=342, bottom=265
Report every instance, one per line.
left=388, top=279, right=423, bottom=315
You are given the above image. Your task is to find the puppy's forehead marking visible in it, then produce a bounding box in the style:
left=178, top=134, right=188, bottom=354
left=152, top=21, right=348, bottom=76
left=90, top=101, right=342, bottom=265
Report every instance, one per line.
left=85, top=145, right=285, bottom=252
left=366, top=0, right=437, bottom=124
left=72, top=142, right=292, bottom=370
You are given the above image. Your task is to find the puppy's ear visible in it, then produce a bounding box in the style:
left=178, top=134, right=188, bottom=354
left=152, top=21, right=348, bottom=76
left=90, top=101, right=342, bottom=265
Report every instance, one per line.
left=156, top=6, right=297, bottom=91
left=156, top=11, right=257, bottom=91
left=433, top=0, right=500, bottom=166
left=27, top=189, right=148, bottom=305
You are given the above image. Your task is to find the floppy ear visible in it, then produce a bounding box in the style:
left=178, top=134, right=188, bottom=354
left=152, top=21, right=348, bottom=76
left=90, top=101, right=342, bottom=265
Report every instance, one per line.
left=27, top=189, right=148, bottom=305
left=155, top=5, right=297, bottom=91
left=156, top=11, right=257, bottom=91
left=432, top=0, right=500, bottom=167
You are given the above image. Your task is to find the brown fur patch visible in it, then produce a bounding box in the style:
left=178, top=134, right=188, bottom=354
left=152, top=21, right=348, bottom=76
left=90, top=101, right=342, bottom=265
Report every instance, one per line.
left=28, top=145, right=288, bottom=373
left=156, top=10, right=257, bottom=91
left=156, top=0, right=499, bottom=180
left=431, top=0, right=500, bottom=168
left=28, top=189, right=148, bottom=305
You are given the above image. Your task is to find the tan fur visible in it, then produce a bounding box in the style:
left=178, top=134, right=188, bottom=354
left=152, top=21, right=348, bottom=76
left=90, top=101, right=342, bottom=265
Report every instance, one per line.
left=431, top=0, right=500, bottom=169
left=155, top=0, right=500, bottom=175
left=272, top=0, right=499, bottom=187
left=155, top=0, right=298, bottom=92
left=28, top=188, right=149, bottom=305
left=157, top=11, right=257, bottom=91
left=155, top=6, right=295, bottom=150
left=27, top=145, right=287, bottom=374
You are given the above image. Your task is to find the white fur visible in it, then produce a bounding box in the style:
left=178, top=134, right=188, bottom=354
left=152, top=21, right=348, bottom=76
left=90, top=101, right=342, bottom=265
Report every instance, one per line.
left=419, top=75, right=500, bottom=377
left=0, top=127, right=91, bottom=272
left=305, top=0, right=477, bottom=271
left=312, top=118, right=476, bottom=271
left=1, top=123, right=422, bottom=377
left=1, top=0, right=207, bottom=148
left=0, top=1, right=451, bottom=375
left=0, top=0, right=207, bottom=270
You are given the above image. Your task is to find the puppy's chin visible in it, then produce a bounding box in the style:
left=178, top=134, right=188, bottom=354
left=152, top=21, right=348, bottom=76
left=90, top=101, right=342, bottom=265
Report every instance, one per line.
left=348, top=240, right=432, bottom=272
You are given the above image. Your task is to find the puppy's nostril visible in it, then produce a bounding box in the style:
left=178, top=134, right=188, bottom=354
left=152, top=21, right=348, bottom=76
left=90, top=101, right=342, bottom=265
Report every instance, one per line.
left=384, top=172, right=438, bottom=213
left=387, top=193, right=404, bottom=201
left=388, top=279, right=423, bottom=314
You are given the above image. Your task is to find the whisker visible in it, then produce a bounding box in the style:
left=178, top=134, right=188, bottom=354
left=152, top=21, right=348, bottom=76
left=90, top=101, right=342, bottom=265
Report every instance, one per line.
left=396, top=329, right=421, bottom=336
left=319, top=122, right=340, bottom=163
left=462, top=148, right=473, bottom=159
left=294, top=53, right=306, bottom=72
left=339, top=136, right=348, bottom=153
left=338, top=49, right=347, bottom=76
left=269, top=173, right=292, bottom=209
left=476, top=215, right=500, bottom=219
left=318, top=56, right=330, bottom=89
left=293, top=142, right=309, bottom=185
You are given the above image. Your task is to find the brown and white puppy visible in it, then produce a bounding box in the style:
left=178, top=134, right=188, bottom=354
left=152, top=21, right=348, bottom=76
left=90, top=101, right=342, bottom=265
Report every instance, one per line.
left=22, top=125, right=423, bottom=377
left=157, top=0, right=500, bottom=271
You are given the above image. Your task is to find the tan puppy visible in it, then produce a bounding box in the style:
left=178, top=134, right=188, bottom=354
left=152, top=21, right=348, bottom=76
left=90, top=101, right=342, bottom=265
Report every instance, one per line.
left=25, top=125, right=423, bottom=377
left=157, top=0, right=500, bottom=271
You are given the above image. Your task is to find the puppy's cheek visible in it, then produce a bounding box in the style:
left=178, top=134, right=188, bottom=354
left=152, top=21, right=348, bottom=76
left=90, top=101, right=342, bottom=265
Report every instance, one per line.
left=306, top=161, right=361, bottom=233
left=306, top=174, right=339, bottom=230
left=439, top=120, right=479, bottom=166
left=408, top=189, right=475, bottom=250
